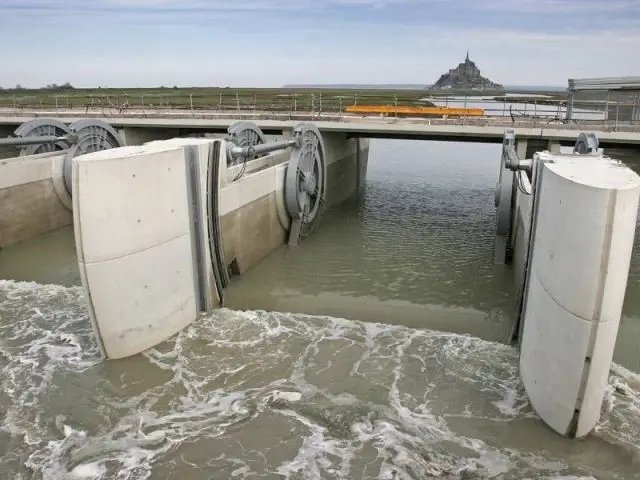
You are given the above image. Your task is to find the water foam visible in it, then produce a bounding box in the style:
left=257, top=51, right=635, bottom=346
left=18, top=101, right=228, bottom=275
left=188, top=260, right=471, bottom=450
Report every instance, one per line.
left=0, top=280, right=639, bottom=479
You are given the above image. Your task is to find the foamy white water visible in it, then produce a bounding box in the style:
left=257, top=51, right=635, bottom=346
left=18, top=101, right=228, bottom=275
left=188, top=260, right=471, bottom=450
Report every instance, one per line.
left=1, top=280, right=639, bottom=479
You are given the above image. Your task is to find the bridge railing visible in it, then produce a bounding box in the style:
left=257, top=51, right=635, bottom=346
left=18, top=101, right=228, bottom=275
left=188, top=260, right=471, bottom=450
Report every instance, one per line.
left=0, top=89, right=638, bottom=131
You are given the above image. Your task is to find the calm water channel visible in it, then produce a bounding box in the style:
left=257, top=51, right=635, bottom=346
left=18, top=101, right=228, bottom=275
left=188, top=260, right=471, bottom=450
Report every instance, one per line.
left=1, top=139, right=640, bottom=479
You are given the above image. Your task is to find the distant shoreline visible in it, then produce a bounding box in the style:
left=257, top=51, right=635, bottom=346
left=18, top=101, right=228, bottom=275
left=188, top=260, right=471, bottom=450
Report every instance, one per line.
left=283, top=84, right=566, bottom=92
left=0, top=85, right=566, bottom=95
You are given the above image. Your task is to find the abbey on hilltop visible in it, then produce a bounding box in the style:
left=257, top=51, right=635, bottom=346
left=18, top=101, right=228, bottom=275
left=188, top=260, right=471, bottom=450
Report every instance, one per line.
left=429, top=51, right=503, bottom=90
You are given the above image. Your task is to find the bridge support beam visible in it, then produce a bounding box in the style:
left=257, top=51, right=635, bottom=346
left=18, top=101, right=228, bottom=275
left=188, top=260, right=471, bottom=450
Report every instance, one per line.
left=547, top=140, right=561, bottom=153
left=516, top=138, right=528, bottom=159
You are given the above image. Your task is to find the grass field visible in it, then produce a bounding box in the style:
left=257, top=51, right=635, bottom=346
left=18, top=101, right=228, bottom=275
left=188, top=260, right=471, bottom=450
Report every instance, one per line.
left=0, top=86, right=570, bottom=113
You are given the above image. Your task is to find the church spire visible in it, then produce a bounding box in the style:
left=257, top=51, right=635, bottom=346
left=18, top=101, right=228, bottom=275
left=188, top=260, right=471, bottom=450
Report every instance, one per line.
left=465, top=49, right=469, bottom=62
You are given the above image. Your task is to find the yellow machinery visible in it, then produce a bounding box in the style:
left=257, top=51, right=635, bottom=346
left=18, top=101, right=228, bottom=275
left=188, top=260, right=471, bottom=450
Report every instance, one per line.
left=344, top=104, right=485, bottom=117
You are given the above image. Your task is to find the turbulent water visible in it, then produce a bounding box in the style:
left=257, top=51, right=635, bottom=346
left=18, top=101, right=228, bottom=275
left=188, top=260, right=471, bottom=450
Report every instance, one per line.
left=224, top=140, right=515, bottom=343
left=1, top=140, right=640, bottom=479
left=1, top=282, right=640, bottom=479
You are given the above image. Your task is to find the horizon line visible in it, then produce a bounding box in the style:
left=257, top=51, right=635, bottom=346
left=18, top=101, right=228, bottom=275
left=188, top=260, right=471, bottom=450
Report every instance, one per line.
left=0, top=83, right=568, bottom=90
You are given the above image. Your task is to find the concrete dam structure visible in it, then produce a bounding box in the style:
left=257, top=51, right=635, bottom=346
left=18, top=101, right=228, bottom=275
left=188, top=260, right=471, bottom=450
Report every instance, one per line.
left=1, top=118, right=369, bottom=357
left=1, top=116, right=639, bottom=443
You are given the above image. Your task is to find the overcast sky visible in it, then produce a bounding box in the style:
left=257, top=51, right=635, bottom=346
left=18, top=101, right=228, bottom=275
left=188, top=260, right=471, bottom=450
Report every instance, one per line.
left=1, top=0, right=639, bottom=88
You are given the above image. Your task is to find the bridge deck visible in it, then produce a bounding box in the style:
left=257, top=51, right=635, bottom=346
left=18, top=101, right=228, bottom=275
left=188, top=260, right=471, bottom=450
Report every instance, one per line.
left=1, top=110, right=639, bottom=147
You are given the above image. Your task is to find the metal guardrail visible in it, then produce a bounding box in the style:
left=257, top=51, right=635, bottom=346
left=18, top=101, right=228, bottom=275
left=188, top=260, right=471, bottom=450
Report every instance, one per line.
left=0, top=90, right=638, bottom=131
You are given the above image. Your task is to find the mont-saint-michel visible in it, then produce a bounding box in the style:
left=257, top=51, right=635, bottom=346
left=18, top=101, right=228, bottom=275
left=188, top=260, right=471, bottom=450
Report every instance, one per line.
left=429, top=51, right=503, bottom=90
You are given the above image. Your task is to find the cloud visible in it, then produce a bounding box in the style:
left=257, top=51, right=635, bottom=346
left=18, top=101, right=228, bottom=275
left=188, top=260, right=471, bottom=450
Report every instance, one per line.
left=475, top=0, right=639, bottom=13
left=0, top=0, right=638, bottom=88
left=2, top=0, right=636, bottom=28
left=412, top=26, right=640, bottom=48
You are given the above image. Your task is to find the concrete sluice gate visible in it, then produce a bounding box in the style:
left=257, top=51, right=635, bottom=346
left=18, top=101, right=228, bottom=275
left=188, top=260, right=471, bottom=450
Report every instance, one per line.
left=1, top=118, right=640, bottom=442
left=0, top=117, right=369, bottom=358
left=496, top=130, right=640, bottom=439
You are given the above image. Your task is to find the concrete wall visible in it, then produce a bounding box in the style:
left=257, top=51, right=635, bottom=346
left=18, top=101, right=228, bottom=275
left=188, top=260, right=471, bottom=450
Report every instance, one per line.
left=0, top=152, right=72, bottom=247
left=323, top=134, right=370, bottom=208
left=220, top=189, right=286, bottom=276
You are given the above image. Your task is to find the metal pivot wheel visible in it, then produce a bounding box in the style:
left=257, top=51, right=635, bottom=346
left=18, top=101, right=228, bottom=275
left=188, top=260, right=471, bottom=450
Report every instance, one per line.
left=284, top=123, right=326, bottom=246
left=573, top=132, right=599, bottom=154
left=12, top=118, right=71, bottom=156
left=63, top=119, right=123, bottom=196
left=226, top=121, right=266, bottom=165
left=494, top=129, right=517, bottom=264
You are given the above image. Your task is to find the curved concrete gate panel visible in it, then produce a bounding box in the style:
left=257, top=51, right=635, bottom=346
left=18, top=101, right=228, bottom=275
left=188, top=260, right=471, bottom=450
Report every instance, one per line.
left=500, top=135, right=640, bottom=439
left=1, top=116, right=639, bottom=441
left=517, top=152, right=640, bottom=438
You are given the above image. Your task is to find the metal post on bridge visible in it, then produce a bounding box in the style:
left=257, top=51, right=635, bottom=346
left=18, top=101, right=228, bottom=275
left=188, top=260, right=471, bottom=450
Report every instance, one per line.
left=462, top=95, right=467, bottom=125
left=565, top=91, right=575, bottom=123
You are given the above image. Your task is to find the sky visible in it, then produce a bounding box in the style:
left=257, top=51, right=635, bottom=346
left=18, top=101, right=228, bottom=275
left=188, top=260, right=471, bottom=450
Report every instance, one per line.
left=0, top=0, right=639, bottom=88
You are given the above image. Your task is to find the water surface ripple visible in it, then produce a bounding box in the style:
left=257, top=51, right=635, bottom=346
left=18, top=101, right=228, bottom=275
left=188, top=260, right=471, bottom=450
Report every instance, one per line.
left=1, top=280, right=640, bottom=479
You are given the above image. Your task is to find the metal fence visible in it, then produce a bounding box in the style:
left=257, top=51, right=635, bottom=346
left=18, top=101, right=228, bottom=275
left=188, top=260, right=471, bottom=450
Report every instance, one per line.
left=0, top=90, right=638, bottom=131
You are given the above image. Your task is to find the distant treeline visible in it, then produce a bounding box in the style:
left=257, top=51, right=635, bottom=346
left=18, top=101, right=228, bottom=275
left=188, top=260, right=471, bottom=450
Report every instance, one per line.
left=0, top=82, right=76, bottom=92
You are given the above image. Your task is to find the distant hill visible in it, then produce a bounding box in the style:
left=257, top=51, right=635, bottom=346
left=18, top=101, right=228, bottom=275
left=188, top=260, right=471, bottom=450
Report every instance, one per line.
left=430, top=52, right=502, bottom=90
